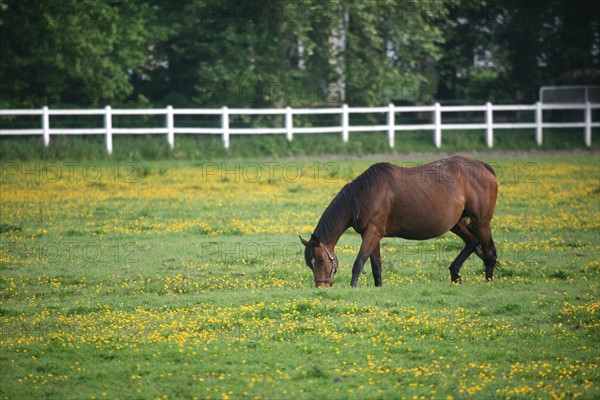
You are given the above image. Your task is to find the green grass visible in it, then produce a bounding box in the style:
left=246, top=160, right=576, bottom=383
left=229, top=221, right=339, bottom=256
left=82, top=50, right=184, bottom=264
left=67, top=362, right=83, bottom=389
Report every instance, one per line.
left=0, top=128, right=598, bottom=160
left=0, top=155, right=599, bottom=399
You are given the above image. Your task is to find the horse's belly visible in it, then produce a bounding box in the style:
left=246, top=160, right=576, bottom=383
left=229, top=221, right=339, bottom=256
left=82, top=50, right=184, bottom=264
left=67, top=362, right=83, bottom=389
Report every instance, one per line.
left=389, top=224, right=451, bottom=240
left=389, top=227, right=451, bottom=240
left=386, top=206, right=462, bottom=240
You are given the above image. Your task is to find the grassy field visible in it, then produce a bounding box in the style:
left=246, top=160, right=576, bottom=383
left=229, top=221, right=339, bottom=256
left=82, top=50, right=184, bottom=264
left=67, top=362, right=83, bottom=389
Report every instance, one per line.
left=0, top=127, right=597, bottom=161
left=0, top=153, right=599, bottom=399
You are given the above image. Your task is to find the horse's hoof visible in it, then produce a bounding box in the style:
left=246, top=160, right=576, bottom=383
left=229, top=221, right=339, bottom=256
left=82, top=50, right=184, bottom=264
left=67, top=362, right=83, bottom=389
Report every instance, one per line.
left=451, top=276, right=462, bottom=284
left=486, top=278, right=494, bottom=284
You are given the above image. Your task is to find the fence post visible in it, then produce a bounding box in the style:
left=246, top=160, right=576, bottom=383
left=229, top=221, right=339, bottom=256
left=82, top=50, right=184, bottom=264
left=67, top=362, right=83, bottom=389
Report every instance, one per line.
left=285, top=106, right=293, bottom=141
left=434, top=102, right=441, bottom=148
left=42, top=106, right=50, bottom=147
left=387, top=103, right=395, bottom=148
left=341, top=104, right=349, bottom=142
left=105, top=106, right=113, bottom=155
left=166, top=105, right=174, bottom=150
left=222, top=106, right=230, bottom=150
left=535, top=101, right=543, bottom=146
left=584, top=101, right=592, bottom=147
left=485, top=102, right=493, bottom=148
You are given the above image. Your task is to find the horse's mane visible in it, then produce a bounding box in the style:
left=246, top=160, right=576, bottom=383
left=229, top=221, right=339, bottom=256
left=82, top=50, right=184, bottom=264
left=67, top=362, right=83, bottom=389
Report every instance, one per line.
left=313, top=163, right=395, bottom=244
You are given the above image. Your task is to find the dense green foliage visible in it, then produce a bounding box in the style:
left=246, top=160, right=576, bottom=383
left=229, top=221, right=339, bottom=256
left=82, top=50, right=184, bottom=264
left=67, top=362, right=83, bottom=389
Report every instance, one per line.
left=1, top=0, right=598, bottom=109
left=436, top=0, right=600, bottom=103
left=0, top=0, right=165, bottom=108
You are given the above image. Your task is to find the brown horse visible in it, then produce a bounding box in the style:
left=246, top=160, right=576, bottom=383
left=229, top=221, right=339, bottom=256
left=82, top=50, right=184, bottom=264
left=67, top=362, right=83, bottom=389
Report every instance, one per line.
left=300, top=156, right=498, bottom=287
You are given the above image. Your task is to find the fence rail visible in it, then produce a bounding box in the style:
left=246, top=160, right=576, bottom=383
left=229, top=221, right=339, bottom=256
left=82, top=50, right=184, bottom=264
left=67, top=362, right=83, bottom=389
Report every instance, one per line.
left=1, top=102, right=598, bottom=154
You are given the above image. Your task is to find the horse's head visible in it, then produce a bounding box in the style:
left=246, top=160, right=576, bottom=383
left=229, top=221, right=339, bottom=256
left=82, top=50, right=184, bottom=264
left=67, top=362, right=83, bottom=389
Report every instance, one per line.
left=300, top=234, right=338, bottom=287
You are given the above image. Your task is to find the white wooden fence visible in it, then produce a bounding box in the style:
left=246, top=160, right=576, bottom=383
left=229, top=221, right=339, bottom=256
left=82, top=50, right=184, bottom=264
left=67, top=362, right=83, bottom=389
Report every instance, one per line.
left=1, top=102, right=597, bottom=154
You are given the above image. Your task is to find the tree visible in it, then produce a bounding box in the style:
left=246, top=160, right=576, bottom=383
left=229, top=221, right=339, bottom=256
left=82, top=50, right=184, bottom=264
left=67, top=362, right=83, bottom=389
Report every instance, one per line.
left=344, top=0, right=458, bottom=105
left=0, top=0, right=164, bottom=108
left=436, top=0, right=600, bottom=104
left=136, top=0, right=340, bottom=108
left=7, top=0, right=595, bottom=110
left=136, top=0, right=458, bottom=108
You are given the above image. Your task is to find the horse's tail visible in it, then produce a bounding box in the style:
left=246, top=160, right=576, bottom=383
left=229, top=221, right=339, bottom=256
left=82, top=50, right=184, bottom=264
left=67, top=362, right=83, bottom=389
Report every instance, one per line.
left=481, top=162, right=499, bottom=268
left=474, top=240, right=501, bottom=269
left=483, top=162, right=496, bottom=177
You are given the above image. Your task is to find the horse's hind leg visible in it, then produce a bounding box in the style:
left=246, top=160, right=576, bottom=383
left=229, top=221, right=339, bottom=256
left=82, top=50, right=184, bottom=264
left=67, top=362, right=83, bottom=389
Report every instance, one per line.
left=449, top=220, right=479, bottom=283
left=448, top=244, right=476, bottom=283
left=482, top=230, right=497, bottom=282
left=454, top=218, right=487, bottom=260
left=470, top=220, right=497, bottom=282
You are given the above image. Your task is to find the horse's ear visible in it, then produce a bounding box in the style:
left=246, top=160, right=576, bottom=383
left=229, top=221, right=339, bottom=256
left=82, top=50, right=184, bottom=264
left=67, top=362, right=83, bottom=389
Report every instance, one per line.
left=299, top=235, right=309, bottom=247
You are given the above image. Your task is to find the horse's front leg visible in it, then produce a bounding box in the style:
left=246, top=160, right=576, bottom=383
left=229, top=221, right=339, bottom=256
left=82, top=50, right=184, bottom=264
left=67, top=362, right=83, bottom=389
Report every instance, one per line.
left=370, top=243, right=382, bottom=287
left=351, top=227, right=381, bottom=288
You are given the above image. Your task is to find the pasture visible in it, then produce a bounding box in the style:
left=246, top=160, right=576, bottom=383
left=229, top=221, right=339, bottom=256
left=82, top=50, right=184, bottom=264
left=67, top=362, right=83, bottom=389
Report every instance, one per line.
left=0, top=153, right=598, bottom=399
